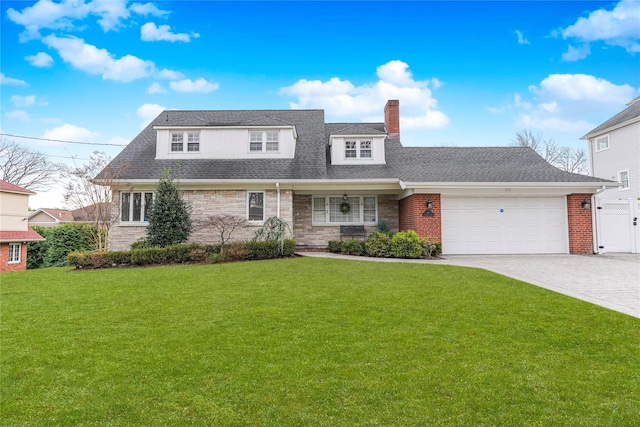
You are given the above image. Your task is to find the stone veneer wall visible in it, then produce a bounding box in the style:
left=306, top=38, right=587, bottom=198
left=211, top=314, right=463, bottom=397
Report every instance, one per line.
left=108, top=189, right=294, bottom=251
left=293, top=194, right=399, bottom=248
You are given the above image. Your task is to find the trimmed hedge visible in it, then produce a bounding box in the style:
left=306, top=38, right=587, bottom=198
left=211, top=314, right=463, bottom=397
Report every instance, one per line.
left=67, top=240, right=294, bottom=269
left=328, top=241, right=343, bottom=253
left=365, top=231, right=393, bottom=257
left=342, top=240, right=364, bottom=256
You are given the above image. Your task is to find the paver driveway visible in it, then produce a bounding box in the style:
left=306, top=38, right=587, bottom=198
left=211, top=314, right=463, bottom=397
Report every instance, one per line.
left=300, top=252, right=640, bottom=318
left=440, top=254, right=640, bottom=318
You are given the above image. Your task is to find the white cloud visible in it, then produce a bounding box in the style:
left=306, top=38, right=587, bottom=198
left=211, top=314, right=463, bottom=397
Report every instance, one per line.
left=43, top=123, right=99, bottom=143
left=6, top=110, right=31, bottom=122
left=561, top=44, right=591, bottom=62
left=279, top=60, right=449, bottom=129
left=514, top=74, right=639, bottom=133
left=156, top=68, right=185, bottom=80
left=170, top=78, right=219, bottom=93
left=137, top=103, right=166, bottom=128
left=146, top=82, right=166, bottom=94
left=25, top=51, right=54, bottom=67
left=12, top=95, right=36, bottom=107
left=0, top=73, right=27, bottom=86
left=141, top=22, right=197, bottom=42
left=561, top=0, right=640, bottom=56
left=130, top=2, right=171, bottom=17
left=515, top=30, right=530, bottom=45
left=6, top=0, right=132, bottom=41
left=42, top=35, right=155, bottom=82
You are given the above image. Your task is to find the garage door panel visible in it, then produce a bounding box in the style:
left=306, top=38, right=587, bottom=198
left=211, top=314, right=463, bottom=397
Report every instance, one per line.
left=442, top=197, right=568, bottom=255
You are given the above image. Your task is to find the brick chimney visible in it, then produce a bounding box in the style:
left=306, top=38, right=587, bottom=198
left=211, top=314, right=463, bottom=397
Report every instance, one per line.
left=384, top=100, right=400, bottom=139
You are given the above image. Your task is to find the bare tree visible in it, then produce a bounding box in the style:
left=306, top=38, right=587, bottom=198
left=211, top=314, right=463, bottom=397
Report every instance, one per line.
left=0, top=138, right=62, bottom=190
left=511, top=129, right=588, bottom=175
left=63, top=151, right=128, bottom=251
left=558, top=148, right=589, bottom=175
left=198, top=215, right=246, bottom=254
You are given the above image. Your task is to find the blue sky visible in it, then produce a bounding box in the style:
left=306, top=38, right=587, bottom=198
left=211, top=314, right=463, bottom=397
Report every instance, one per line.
left=1, top=0, right=639, bottom=208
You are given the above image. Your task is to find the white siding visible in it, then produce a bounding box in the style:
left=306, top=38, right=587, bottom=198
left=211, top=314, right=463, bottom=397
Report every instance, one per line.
left=155, top=128, right=296, bottom=160
left=0, top=192, right=30, bottom=232
left=590, top=122, right=640, bottom=199
left=330, top=136, right=386, bottom=165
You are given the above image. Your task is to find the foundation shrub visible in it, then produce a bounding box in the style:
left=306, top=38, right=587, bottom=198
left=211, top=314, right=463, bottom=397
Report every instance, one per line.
left=328, top=241, right=343, bottom=253
left=391, top=230, right=423, bottom=259
left=365, top=231, right=393, bottom=257
left=342, top=240, right=364, bottom=256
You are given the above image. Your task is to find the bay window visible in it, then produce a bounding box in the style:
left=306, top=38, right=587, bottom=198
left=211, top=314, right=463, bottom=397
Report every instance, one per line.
left=312, top=195, right=377, bottom=224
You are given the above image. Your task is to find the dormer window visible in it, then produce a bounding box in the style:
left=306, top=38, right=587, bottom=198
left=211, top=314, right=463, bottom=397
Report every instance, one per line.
left=250, top=131, right=279, bottom=153
left=345, top=139, right=372, bottom=159
left=171, top=131, right=200, bottom=152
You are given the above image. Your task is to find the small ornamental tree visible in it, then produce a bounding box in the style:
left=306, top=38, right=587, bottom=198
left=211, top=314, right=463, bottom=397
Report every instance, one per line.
left=146, top=169, right=192, bottom=247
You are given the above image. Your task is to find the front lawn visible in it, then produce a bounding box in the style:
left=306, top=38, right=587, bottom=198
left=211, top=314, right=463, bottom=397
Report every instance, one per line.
left=2, top=258, right=638, bottom=426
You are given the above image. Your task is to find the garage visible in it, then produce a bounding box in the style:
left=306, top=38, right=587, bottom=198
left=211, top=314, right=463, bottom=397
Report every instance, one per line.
left=441, top=196, right=569, bottom=254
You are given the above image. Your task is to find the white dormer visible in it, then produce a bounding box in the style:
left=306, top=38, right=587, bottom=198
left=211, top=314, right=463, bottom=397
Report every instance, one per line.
left=154, top=126, right=297, bottom=160
left=329, top=134, right=386, bottom=165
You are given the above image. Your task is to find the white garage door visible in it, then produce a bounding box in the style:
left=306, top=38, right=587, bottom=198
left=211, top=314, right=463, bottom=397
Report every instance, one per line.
left=442, top=197, right=568, bottom=254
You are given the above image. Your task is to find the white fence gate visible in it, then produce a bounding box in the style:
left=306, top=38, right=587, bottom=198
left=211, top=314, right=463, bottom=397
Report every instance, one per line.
left=595, top=198, right=640, bottom=253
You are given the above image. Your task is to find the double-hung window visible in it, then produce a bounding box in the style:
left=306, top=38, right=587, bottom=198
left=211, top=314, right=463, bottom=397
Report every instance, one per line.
left=345, top=140, right=372, bottom=159
left=312, top=195, right=377, bottom=224
left=171, top=131, right=200, bottom=152
left=8, top=243, right=20, bottom=263
left=121, top=192, right=154, bottom=223
left=595, top=135, right=609, bottom=151
left=247, top=191, right=265, bottom=222
left=618, top=170, right=629, bottom=190
left=250, top=131, right=279, bottom=153
left=171, top=132, right=184, bottom=152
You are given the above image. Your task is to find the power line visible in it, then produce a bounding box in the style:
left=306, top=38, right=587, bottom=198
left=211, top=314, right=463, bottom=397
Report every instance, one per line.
left=1, top=132, right=128, bottom=147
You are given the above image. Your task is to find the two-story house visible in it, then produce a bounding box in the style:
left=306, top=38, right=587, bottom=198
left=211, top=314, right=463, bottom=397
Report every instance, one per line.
left=581, top=97, right=640, bottom=253
left=97, top=100, right=616, bottom=255
left=0, top=180, right=45, bottom=272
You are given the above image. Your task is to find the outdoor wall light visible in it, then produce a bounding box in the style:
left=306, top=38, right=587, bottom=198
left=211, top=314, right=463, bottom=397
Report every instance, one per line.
left=422, top=200, right=434, bottom=217
left=343, top=193, right=348, bottom=202
left=581, top=199, right=591, bottom=209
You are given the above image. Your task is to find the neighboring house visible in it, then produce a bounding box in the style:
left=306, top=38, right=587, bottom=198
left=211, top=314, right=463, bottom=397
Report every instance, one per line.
left=0, top=180, right=45, bottom=272
left=96, top=100, right=616, bottom=255
left=28, top=203, right=111, bottom=227
left=28, top=208, right=76, bottom=227
left=581, top=97, right=640, bottom=253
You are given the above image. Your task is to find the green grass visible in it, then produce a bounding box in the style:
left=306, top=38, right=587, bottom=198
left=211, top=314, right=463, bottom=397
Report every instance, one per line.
left=2, top=258, right=639, bottom=426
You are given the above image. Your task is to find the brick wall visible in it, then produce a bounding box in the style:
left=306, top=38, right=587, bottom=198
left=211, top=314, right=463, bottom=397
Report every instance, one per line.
left=567, top=193, right=594, bottom=254
left=398, top=193, right=442, bottom=241
left=109, top=189, right=294, bottom=250
left=1, top=243, right=27, bottom=272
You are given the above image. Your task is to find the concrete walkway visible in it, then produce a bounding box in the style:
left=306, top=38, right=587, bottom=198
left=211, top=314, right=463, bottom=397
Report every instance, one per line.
left=298, top=252, right=640, bottom=318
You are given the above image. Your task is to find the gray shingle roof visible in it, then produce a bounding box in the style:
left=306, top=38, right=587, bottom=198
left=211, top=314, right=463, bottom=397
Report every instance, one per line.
left=99, top=109, right=328, bottom=181
left=327, top=145, right=611, bottom=183
left=582, top=97, right=640, bottom=139
left=99, top=109, right=611, bottom=185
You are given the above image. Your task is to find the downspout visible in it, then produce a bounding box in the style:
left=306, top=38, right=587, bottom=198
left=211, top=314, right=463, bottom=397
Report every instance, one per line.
left=592, top=186, right=606, bottom=254
left=276, top=182, right=281, bottom=218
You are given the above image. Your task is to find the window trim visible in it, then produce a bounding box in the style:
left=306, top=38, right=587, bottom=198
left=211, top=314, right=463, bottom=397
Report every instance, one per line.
left=8, top=243, right=21, bottom=263
left=247, top=191, right=265, bottom=223
left=618, top=170, right=630, bottom=191
left=312, top=195, right=378, bottom=225
left=249, top=130, right=279, bottom=153
left=595, top=134, right=610, bottom=152
left=120, top=191, right=154, bottom=224
left=170, top=131, right=200, bottom=153
left=344, top=139, right=373, bottom=159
